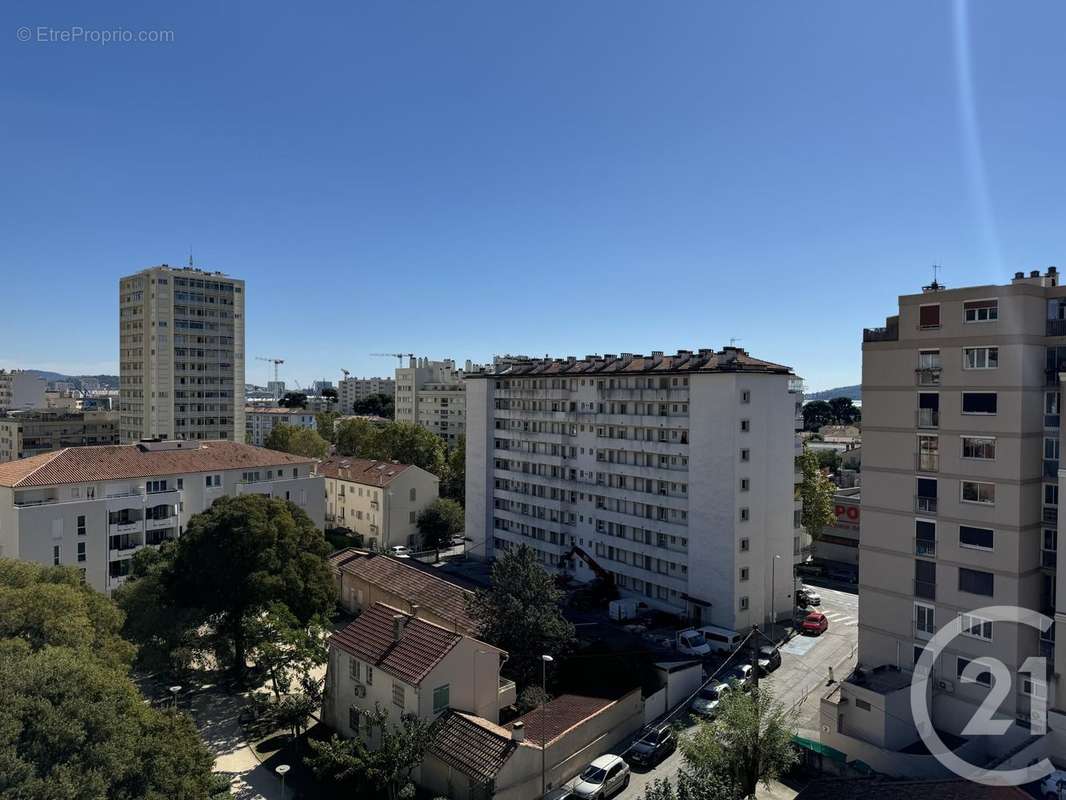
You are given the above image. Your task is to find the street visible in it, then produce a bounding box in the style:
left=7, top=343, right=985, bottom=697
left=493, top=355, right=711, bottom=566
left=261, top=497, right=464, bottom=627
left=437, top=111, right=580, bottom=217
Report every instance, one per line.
left=616, top=585, right=860, bottom=799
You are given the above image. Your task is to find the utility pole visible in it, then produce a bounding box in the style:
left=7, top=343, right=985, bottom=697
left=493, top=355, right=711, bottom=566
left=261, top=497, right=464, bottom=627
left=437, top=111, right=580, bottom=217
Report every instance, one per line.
left=750, top=625, right=761, bottom=693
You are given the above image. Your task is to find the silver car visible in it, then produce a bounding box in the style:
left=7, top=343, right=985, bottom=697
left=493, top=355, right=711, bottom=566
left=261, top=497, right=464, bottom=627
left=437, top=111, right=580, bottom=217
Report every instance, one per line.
left=569, top=754, right=630, bottom=799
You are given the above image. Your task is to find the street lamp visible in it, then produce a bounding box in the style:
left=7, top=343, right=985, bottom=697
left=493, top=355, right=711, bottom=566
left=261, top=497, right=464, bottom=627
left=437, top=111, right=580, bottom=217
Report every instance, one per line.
left=276, top=764, right=290, bottom=798
left=541, top=654, right=554, bottom=797
left=168, top=685, right=182, bottom=710
left=771, top=554, right=781, bottom=641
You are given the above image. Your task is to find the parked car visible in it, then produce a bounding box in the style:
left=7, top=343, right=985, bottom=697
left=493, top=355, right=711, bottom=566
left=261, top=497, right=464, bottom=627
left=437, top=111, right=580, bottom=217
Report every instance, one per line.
left=802, top=611, right=829, bottom=635
left=675, top=628, right=711, bottom=657
left=1041, top=769, right=1066, bottom=800
left=627, top=724, right=676, bottom=768
left=449, top=535, right=466, bottom=547
left=570, top=754, right=630, bottom=799
left=757, top=645, right=782, bottom=674
left=797, top=587, right=821, bottom=606
left=690, top=682, right=730, bottom=717
left=388, top=545, right=411, bottom=558
left=725, top=663, right=754, bottom=689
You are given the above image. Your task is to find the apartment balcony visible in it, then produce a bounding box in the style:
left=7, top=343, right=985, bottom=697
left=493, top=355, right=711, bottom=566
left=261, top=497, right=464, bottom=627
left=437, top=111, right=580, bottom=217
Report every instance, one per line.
left=1046, top=369, right=1064, bottom=387
left=1046, top=414, right=1061, bottom=430
left=915, top=496, right=938, bottom=514
left=916, top=409, right=939, bottom=429
left=915, top=453, right=940, bottom=473
left=1044, top=507, right=1059, bottom=524
left=915, top=368, right=942, bottom=386
left=108, top=519, right=143, bottom=535
left=863, top=322, right=899, bottom=343
left=1041, top=549, right=1057, bottom=570
left=498, top=677, right=517, bottom=708
left=1044, top=460, right=1060, bottom=479
left=1047, top=319, right=1066, bottom=337
left=914, top=580, right=936, bottom=601
left=914, top=537, right=937, bottom=558
left=109, top=538, right=144, bottom=560
left=145, top=512, right=177, bottom=531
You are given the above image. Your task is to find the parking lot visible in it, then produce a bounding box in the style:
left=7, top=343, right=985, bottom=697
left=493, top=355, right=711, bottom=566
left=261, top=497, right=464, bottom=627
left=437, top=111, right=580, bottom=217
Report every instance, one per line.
left=615, top=585, right=860, bottom=799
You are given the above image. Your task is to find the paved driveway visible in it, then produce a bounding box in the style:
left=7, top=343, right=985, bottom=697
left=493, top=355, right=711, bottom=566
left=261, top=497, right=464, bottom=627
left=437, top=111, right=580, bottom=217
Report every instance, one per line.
left=615, top=586, right=859, bottom=799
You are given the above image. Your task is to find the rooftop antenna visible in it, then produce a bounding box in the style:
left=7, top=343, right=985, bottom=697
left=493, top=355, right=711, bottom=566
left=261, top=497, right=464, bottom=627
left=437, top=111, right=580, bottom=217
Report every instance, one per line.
left=729, top=337, right=742, bottom=347
left=188, top=248, right=194, bottom=267
left=927, top=264, right=944, bottom=290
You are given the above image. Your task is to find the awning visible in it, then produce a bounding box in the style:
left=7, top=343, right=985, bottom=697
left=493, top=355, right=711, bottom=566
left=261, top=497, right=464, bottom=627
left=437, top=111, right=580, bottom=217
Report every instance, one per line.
left=792, top=735, right=847, bottom=763
left=681, top=593, right=712, bottom=608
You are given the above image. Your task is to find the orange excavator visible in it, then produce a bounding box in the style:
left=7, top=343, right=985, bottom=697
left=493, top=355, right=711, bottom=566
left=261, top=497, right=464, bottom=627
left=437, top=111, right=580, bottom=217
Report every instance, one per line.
left=561, top=544, right=614, bottom=587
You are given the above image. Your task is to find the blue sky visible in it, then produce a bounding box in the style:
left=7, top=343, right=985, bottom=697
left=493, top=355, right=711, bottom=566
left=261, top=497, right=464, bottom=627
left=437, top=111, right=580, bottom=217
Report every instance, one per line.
left=2, top=1, right=1065, bottom=391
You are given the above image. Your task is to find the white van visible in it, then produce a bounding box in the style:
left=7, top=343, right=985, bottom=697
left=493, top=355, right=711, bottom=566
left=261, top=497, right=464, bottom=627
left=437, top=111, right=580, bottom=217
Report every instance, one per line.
left=698, top=624, right=744, bottom=653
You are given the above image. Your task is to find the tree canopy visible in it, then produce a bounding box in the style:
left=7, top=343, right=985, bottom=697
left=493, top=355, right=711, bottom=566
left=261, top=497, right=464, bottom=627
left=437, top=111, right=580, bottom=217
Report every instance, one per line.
left=416, top=498, right=464, bottom=549
left=263, top=422, right=330, bottom=459
left=802, top=396, right=860, bottom=431
left=335, top=419, right=445, bottom=475
left=350, top=392, right=394, bottom=419
left=799, top=446, right=836, bottom=546
left=316, top=411, right=339, bottom=443
left=440, top=435, right=465, bottom=505
left=0, top=560, right=218, bottom=799
left=279, top=391, right=308, bottom=409
left=466, top=545, right=575, bottom=687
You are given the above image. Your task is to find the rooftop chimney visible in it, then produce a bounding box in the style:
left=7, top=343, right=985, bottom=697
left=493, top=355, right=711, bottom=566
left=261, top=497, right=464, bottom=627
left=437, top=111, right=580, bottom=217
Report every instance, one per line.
left=1031, top=270, right=1041, bottom=278
left=511, top=721, right=526, bottom=742
left=410, top=603, right=420, bottom=618
left=392, top=614, right=406, bottom=642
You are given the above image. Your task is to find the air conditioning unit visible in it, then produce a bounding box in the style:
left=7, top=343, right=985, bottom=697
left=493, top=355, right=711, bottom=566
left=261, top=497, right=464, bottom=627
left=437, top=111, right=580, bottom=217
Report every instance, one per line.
left=937, top=679, right=954, bottom=694
left=353, top=684, right=367, bottom=698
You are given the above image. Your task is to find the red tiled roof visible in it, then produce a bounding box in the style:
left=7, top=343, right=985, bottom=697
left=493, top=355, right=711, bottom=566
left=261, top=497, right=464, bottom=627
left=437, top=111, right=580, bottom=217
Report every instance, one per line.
left=0, top=441, right=313, bottom=488
left=427, top=711, right=518, bottom=781
left=318, top=457, right=415, bottom=487
left=795, top=779, right=1030, bottom=800
left=466, top=347, right=792, bottom=378
left=330, top=603, right=461, bottom=685
left=505, top=694, right=618, bottom=746
left=330, top=550, right=477, bottom=634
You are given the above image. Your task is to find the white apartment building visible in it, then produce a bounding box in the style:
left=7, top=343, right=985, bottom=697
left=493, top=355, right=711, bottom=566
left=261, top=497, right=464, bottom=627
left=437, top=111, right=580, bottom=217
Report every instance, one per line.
left=337, top=375, right=395, bottom=414
left=0, top=370, right=47, bottom=412
left=321, top=457, right=440, bottom=549
left=395, top=357, right=487, bottom=445
left=824, top=268, right=1066, bottom=775
left=119, top=265, right=245, bottom=443
left=0, top=439, right=323, bottom=594
left=245, top=406, right=318, bottom=447
left=0, top=409, right=119, bottom=463
left=466, top=347, right=802, bottom=633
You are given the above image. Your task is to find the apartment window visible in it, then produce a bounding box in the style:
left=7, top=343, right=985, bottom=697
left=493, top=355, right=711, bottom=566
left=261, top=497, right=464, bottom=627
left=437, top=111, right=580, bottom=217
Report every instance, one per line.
left=961, top=436, right=995, bottom=460
left=919, top=304, right=941, bottom=329
left=77, top=542, right=86, bottom=563
left=1045, top=484, right=1059, bottom=506
left=956, top=656, right=993, bottom=687
left=918, top=392, right=939, bottom=428
left=916, top=477, right=938, bottom=513
left=206, top=474, right=222, bottom=488
left=739, top=508, right=750, bottom=522
left=740, top=419, right=750, bottom=433
left=740, top=478, right=750, bottom=492
left=391, top=682, right=405, bottom=708
left=409, top=487, right=417, bottom=502
left=740, top=449, right=750, bottom=462
left=741, top=390, right=751, bottom=404
left=52, top=545, right=60, bottom=566
left=349, top=657, right=361, bottom=682
left=348, top=706, right=361, bottom=734
left=915, top=559, right=936, bottom=600
left=432, top=684, right=450, bottom=714
left=915, top=520, right=936, bottom=556
left=855, top=699, right=872, bottom=711
left=1045, top=437, right=1060, bottom=461
left=963, top=299, right=998, bottom=323
left=915, top=603, right=935, bottom=636
left=1022, top=676, right=1048, bottom=700
left=176, top=478, right=184, bottom=490
left=739, top=537, right=750, bottom=552
left=146, top=479, right=167, bottom=494
left=959, top=525, right=994, bottom=551
left=962, top=392, right=997, bottom=415
left=740, top=567, right=749, bottom=582
left=961, top=613, right=993, bottom=641
left=77, top=515, right=86, bottom=536
left=739, top=596, right=749, bottom=611
left=366, top=665, right=373, bottom=685
left=961, top=481, right=995, bottom=505
left=409, top=511, right=416, bottom=524
left=963, top=347, right=998, bottom=370
left=918, top=349, right=941, bottom=369
left=958, top=567, right=994, bottom=597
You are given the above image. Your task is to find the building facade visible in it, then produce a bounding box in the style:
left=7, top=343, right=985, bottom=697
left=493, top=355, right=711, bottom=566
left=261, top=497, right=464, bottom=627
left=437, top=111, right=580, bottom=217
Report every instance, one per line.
left=395, top=358, right=484, bottom=445
left=466, top=347, right=803, bottom=633
left=824, top=268, right=1066, bottom=773
left=0, top=410, right=119, bottom=463
left=0, top=370, right=47, bottom=412
left=337, top=376, right=395, bottom=414
left=245, top=406, right=318, bottom=447
left=119, top=265, right=245, bottom=443
left=0, top=439, right=323, bottom=594
left=321, top=457, right=440, bottom=550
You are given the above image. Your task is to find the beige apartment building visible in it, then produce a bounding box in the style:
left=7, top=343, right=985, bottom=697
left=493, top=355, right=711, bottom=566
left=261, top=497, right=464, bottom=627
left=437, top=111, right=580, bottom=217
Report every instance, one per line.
left=119, top=265, right=245, bottom=443
left=0, top=370, right=47, bottom=412
left=824, top=268, right=1066, bottom=775
left=0, top=439, right=323, bottom=594
left=395, top=357, right=484, bottom=445
left=0, top=409, right=119, bottom=463
left=244, top=406, right=318, bottom=447
left=320, top=457, right=440, bottom=550
left=466, top=347, right=804, bottom=633
left=337, top=376, right=394, bottom=414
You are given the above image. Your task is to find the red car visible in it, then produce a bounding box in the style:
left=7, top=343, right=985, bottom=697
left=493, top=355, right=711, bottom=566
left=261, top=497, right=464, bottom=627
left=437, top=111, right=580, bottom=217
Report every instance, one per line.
left=802, top=611, right=828, bottom=635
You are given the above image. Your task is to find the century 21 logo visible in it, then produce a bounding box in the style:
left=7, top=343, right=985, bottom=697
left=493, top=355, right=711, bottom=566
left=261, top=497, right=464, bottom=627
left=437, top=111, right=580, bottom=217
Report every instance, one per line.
left=910, top=606, right=1055, bottom=786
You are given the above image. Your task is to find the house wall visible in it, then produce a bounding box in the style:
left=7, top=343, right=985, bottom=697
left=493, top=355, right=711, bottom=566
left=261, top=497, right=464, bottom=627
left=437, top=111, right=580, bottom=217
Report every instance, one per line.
left=337, top=570, right=475, bottom=636
left=325, top=467, right=439, bottom=549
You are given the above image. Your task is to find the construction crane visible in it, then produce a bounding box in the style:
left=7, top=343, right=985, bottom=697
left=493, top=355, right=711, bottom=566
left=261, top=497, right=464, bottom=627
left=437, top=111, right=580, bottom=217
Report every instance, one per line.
left=255, top=357, right=285, bottom=399
left=341, top=369, right=351, bottom=380
left=370, top=352, right=415, bottom=365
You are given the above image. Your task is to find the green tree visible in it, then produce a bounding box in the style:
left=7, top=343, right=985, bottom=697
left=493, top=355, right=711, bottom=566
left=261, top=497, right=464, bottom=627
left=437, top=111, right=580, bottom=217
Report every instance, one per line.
left=801, top=400, right=833, bottom=431
left=815, top=448, right=842, bottom=473
left=249, top=603, right=328, bottom=702
left=280, top=391, right=308, bottom=408
left=416, top=498, right=464, bottom=550
left=828, top=396, right=860, bottom=425
left=466, top=545, right=576, bottom=687
left=306, top=704, right=433, bottom=800
left=336, top=419, right=445, bottom=475
left=163, top=495, right=334, bottom=681
left=680, top=686, right=798, bottom=799
left=441, top=435, right=465, bottom=504
left=335, top=417, right=382, bottom=458
left=642, top=770, right=739, bottom=800
left=351, top=392, right=394, bottom=419
left=317, top=411, right=339, bottom=443
left=264, top=423, right=329, bottom=459
left=799, top=447, right=836, bottom=546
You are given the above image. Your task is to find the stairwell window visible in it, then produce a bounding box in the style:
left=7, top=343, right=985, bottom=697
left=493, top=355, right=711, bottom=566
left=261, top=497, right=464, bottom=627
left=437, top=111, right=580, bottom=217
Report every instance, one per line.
left=956, top=656, right=993, bottom=687
left=958, top=567, right=994, bottom=597
left=962, top=392, right=997, bottom=415
left=919, top=304, right=941, bottom=330
left=961, top=613, right=993, bottom=641
left=964, top=299, right=998, bottom=323
left=959, top=525, right=994, bottom=551
left=961, top=481, right=995, bottom=505
left=963, top=347, right=998, bottom=370
left=961, top=436, right=996, bottom=460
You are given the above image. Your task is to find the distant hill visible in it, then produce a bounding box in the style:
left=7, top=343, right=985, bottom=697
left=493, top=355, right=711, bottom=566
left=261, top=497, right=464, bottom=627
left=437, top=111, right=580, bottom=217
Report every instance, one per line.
left=805, top=384, right=861, bottom=402
left=25, top=371, right=119, bottom=390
